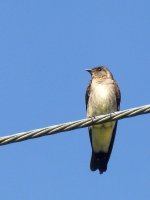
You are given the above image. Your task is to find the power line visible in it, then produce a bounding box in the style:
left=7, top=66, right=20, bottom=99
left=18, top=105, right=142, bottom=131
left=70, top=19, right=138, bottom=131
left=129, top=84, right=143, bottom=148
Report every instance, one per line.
left=0, top=104, right=149, bottom=146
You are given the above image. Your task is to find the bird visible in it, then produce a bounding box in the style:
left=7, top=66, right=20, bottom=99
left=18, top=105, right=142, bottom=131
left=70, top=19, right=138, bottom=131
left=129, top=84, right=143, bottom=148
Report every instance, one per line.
left=85, top=66, right=121, bottom=174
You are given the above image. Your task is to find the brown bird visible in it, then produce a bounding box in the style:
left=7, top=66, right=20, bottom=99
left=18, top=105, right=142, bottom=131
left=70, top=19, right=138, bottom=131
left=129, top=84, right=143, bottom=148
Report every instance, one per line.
left=86, top=66, right=121, bottom=174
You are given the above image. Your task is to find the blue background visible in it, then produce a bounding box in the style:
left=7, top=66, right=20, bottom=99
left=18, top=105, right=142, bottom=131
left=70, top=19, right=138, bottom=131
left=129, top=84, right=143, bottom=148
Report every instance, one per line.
left=0, top=0, right=150, bottom=199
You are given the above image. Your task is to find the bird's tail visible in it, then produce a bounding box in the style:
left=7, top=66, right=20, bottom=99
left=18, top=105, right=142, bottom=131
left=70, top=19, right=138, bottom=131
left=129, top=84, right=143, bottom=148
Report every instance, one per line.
left=90, top=151, right=108, bottom=174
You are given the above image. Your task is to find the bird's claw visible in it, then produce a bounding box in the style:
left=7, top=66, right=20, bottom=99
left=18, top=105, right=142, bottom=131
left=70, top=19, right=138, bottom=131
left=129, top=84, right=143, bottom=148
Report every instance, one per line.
left=91, top=116, right=96, bottom=123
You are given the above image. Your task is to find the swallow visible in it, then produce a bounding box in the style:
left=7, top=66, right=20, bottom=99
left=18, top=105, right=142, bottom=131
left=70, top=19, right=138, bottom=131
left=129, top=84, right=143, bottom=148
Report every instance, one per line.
left=86, top=66, right=121, bottom=174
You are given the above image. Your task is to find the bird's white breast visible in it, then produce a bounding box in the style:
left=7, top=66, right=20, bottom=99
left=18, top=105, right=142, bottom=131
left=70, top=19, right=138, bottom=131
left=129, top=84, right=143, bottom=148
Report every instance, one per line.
left=87, top=79, right=117, bottom=117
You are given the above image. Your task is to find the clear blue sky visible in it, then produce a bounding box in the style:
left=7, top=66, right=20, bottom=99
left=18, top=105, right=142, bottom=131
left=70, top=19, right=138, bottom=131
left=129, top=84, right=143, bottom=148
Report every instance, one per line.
left=0, top=0, right=150, bottom=199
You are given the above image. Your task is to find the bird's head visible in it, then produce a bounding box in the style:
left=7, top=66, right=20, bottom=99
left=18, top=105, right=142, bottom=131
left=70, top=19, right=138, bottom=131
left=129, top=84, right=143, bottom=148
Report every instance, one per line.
left=85, top=66, right=113, bottom=80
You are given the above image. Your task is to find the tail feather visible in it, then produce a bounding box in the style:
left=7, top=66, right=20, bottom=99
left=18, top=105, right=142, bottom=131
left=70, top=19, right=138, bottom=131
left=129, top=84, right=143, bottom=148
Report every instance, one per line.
left=90, top=151, right=108, bottom=174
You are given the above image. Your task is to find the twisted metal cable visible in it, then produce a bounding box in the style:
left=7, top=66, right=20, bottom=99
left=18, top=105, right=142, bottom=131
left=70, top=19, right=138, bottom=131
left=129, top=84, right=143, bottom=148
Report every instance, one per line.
left=0, top=104, right=150, bottom=146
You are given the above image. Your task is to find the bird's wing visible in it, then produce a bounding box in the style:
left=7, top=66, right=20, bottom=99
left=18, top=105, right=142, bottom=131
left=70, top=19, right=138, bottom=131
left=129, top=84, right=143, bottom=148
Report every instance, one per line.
left=114, top=80, right=121, bottom=110
left=85, top=80, right=93, bottom=149
left=85, top=80, right=92, bottom=110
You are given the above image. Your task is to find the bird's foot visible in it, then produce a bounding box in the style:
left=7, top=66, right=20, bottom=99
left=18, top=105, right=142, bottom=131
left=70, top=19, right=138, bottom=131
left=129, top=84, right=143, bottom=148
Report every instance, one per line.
left=109, top=111, right=115, bottom=118
left=90, top=116, right=96, bottom=124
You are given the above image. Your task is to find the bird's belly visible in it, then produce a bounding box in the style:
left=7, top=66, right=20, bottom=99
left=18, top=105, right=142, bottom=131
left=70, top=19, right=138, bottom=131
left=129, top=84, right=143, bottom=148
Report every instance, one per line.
left=92, top=122, right=116, bottom=153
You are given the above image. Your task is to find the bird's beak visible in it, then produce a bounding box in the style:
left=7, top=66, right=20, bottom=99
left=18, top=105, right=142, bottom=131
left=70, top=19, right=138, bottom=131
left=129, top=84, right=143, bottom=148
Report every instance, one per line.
left=85, top=69, right=92, bottom=74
